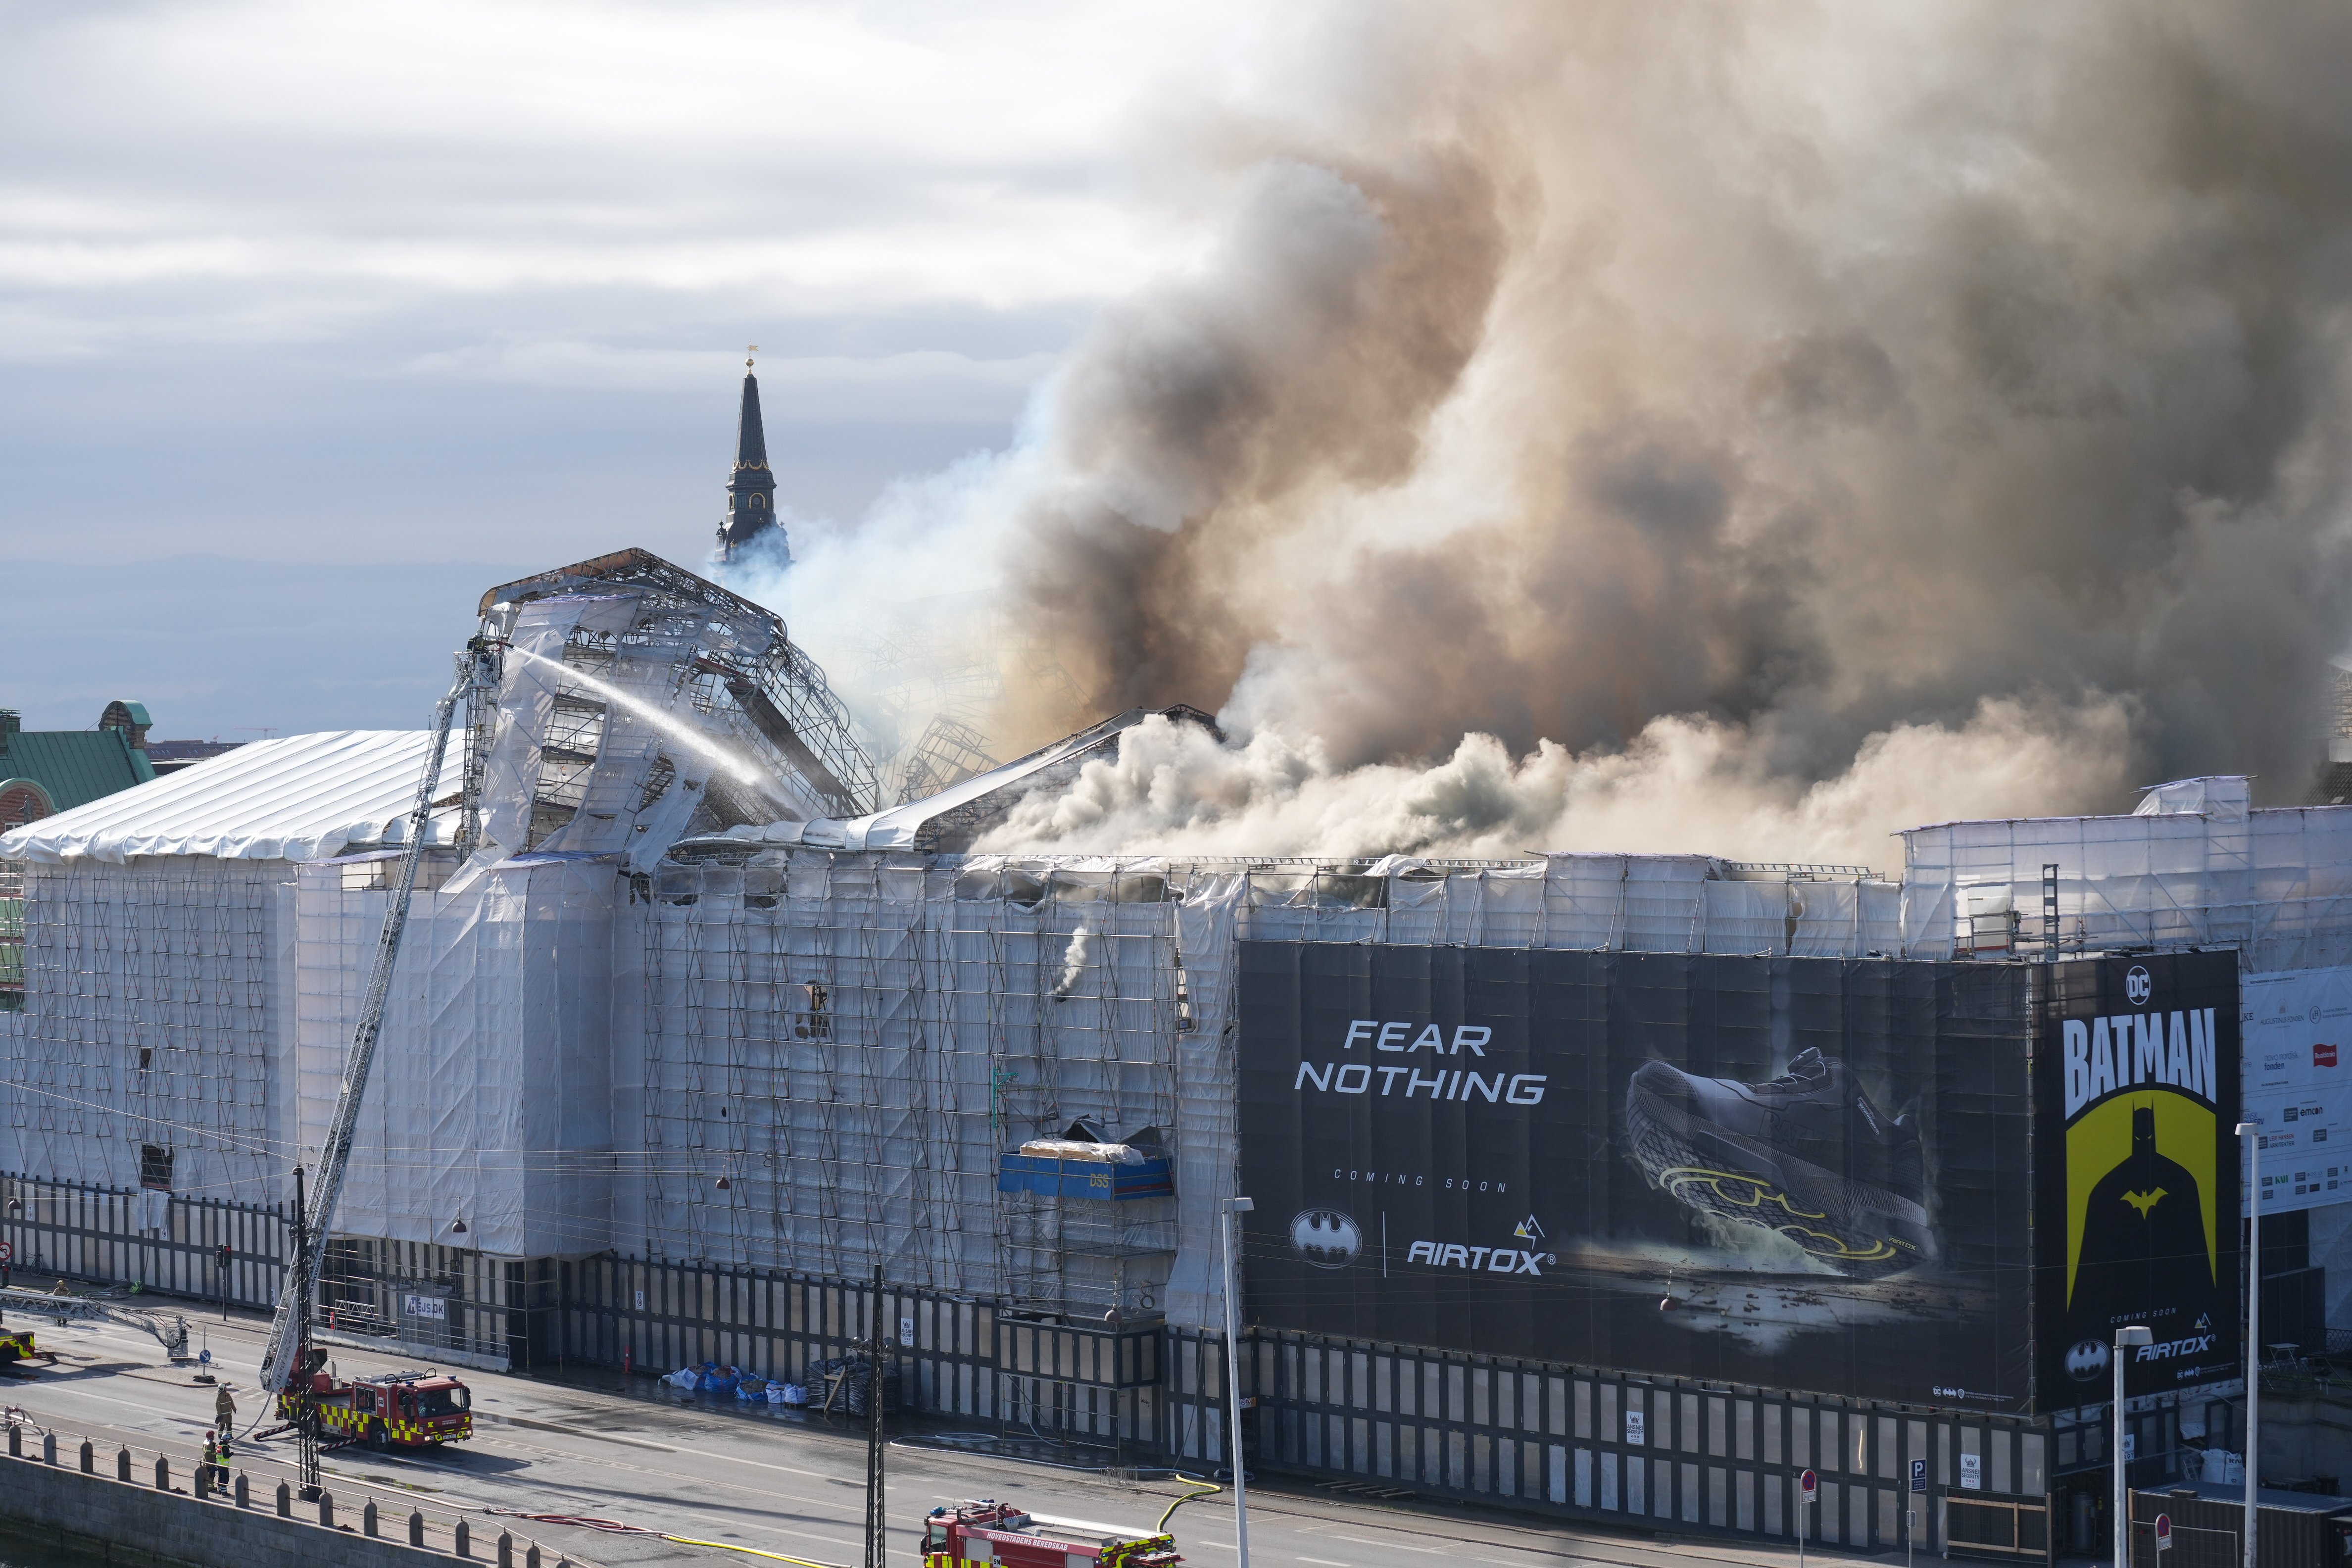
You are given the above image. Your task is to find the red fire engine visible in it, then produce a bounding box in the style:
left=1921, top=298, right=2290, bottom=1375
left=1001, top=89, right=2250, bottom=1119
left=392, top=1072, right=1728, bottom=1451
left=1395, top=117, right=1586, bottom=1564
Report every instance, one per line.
left=921, top=1500, right=1181, bottom=1568
left=275, top=1367, right=474, bottom=1448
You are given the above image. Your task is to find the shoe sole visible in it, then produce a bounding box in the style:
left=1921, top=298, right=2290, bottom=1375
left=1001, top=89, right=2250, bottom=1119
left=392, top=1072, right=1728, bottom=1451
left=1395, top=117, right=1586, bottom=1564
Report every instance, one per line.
left=1626, top=1099, right=1929, bottom=1279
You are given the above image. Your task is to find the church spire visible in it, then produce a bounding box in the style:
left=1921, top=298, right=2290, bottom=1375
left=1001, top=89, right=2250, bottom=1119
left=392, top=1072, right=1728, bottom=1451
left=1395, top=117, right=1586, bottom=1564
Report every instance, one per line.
left=717, top=344, right=784, bottom=564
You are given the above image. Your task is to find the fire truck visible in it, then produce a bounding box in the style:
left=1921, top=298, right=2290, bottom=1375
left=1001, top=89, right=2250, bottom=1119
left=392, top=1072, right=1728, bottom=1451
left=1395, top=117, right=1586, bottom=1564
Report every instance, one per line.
left=921, top=1500, right=1181, bottom=1568
left=276, top=1367, right=474, bottom=1449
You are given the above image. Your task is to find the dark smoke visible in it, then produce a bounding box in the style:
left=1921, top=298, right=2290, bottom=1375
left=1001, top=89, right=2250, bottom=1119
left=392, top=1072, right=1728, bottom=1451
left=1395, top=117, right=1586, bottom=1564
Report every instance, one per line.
left=996, top=0, right=2352, bottom=824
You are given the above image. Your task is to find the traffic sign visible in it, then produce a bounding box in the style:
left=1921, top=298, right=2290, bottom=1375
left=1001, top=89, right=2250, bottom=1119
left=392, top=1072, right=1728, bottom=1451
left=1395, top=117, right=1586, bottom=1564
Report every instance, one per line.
left=2155, top=1514, right=2173, bottom=1553
left=1911, top=1458, right=1928, bottom=1494
left=0, top=1241, right=14, bottom=1264
left=1801, top=1469, right=1818, bottom=1501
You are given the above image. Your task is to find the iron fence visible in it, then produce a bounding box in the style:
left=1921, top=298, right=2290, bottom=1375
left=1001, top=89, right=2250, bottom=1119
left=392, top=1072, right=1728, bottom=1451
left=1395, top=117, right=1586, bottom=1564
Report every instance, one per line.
left=1169, top=1322, right=2052, bottom=1556
left=0, top=1171, right=285, bottom=1309
left=556, top=1253, right=1000, bottom=1418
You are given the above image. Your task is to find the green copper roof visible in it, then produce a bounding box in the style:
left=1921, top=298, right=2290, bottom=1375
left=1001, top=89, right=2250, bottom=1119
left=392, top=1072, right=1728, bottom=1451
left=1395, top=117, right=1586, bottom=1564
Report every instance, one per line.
left=0, top=726, right=155, bottom=814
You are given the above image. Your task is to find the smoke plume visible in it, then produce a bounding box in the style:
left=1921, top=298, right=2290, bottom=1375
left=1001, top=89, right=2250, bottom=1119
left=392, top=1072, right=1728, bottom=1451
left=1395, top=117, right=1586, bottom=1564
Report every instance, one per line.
left=776, top=1, right=2352, bottom=865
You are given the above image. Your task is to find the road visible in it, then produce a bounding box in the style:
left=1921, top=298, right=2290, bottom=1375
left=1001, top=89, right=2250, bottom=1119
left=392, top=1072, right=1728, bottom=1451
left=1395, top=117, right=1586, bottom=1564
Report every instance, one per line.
left=0, top=1283, right=1897, bottom=1568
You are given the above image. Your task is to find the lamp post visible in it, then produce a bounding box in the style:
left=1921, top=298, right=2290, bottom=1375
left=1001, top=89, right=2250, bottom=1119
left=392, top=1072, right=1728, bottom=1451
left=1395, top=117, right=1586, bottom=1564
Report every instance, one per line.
left=2237, top=1120, right=2261, bottom=1568
left=1223, top=1196, right=1255, bottom=1568
left=2115, top=1324, right=2151, bottom=1568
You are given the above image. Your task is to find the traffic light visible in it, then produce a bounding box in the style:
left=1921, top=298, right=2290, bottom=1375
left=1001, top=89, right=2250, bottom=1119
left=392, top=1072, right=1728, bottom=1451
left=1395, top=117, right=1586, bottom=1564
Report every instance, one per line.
left=216, top=1243, right=231, bottom=1270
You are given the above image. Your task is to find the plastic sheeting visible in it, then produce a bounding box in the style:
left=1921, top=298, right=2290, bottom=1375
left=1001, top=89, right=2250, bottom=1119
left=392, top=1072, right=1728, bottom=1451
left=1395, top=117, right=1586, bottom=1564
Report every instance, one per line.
left=470, top=592, right=745, bottom=874
left=0, top=856, right=295, bottom=1207
left=1898, top=784, right=2352, bottom=971
left=1229, top=855, right=1901, bottom=957
left=0, top=732, right=461, bottom=866
left=636, top=852, right=1192, bottom=1317
left=295, top=854, right=614, bottom=1257
left=470, top=587, right=842, bottom=873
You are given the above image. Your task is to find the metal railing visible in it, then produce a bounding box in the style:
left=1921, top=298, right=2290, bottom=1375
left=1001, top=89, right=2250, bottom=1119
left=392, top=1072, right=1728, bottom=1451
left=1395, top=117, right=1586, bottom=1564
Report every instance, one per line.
left=0, top=1406, right=593, bottom=1566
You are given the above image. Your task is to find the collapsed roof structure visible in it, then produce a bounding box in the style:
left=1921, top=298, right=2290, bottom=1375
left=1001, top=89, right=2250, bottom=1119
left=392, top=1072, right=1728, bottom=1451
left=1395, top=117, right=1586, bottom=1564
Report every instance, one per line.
left=690, top=703, right=1220, bottom=855
left=466, top=549, right=878, bottom=865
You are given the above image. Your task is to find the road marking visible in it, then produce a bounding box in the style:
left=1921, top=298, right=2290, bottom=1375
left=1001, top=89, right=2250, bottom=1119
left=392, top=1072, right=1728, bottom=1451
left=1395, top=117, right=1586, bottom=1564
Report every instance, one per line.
left=1328, top=1535, right=1441, bottom=1554
left=1299, top=1558, right=1352, bottom=1565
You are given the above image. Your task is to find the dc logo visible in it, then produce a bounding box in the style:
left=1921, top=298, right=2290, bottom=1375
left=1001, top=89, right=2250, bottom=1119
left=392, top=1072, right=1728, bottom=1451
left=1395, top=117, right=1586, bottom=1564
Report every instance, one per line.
left=2065, top=1338, right=2110, bottom=1381
left=1289, top=1209, right=1362, bottom=1270
left=2314, top=1007, right=2325, bottom=1025
left=2126, top=966, right=2153, bottom=1006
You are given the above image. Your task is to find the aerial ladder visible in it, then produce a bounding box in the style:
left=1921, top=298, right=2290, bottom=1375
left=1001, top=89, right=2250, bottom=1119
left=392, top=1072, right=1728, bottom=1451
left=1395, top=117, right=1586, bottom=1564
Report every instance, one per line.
left=251, top=643, right=496, bottom=1497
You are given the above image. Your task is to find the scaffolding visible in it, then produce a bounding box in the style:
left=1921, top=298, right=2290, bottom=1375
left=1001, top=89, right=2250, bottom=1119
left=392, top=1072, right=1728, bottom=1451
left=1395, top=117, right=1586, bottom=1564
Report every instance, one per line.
left=476, top=548, right=880, bottom=821
left=637, top=853, right=1199, bottom=1321
left=0, top=858, right=22, bottom=1012
left=1898, top=779, right=2352, bottom=969
left=0, top=855, right=291, bottom=1207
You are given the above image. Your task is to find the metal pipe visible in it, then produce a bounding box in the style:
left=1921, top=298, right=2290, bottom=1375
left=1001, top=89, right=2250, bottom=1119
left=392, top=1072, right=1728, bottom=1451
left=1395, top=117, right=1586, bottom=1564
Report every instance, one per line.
left=2115, top=1324, right=2151, bottom=1568
left=1223, top=1197, right=1255, bottom=1568
left=2238, top=1120, right=2261, bottom=1568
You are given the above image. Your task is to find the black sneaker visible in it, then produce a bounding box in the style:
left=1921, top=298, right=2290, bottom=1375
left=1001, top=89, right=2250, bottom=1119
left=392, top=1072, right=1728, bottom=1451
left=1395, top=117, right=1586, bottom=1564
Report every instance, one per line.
left=1624, top=1047, right=1933, bottom=1277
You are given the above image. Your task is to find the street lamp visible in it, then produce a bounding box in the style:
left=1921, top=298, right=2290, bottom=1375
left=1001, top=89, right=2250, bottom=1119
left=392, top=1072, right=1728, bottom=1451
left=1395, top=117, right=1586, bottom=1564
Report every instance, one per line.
left=2115, top=1324, right=2151, bottom=1568
left=1223, top=1196, right=1255, bottom=1568
left=2237, top=1119, right=2262, bottom=1568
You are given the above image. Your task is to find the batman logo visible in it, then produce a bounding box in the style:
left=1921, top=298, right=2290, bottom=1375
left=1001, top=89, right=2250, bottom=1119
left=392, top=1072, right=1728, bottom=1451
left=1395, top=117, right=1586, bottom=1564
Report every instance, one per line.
left=1289, top=1208, right=1362, bottom=1271
left=2065, top=1338, right=2110, bottom=1382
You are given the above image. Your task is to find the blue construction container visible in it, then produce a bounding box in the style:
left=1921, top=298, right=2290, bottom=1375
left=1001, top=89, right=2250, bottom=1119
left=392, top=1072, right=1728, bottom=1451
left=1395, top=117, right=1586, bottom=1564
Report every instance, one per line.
left=995, top=1153, right=1175, bottom=1201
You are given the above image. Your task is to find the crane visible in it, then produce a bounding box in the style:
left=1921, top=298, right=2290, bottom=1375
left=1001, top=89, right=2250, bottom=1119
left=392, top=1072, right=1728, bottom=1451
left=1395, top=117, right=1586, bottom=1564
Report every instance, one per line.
left=0, top=1285, right=192, bottom=1363
left=252, top=650, right=487, bottom=1497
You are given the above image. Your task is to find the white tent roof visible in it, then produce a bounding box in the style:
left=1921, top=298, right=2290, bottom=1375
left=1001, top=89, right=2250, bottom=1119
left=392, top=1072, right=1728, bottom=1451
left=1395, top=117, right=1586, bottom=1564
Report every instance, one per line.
left=0, top=730, right=460, bottom=865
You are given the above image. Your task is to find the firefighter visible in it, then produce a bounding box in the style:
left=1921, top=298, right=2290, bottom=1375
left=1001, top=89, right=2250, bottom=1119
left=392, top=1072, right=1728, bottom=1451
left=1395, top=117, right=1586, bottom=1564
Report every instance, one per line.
left=213, top=1426, right=233, bottom=1486
left=200, top=1430, right=221, bottom=1487
left=214, top=1383, right=236, bottom=1432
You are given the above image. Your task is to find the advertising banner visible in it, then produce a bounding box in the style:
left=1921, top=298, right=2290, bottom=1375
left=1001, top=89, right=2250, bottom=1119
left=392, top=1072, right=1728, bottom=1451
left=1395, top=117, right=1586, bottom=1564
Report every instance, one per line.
left=1237, top=943, right=2036, bottom=1412
left=2031, top=953, right=2241, bottom=1405
left=2240, top=968, right=2352, bottom=1214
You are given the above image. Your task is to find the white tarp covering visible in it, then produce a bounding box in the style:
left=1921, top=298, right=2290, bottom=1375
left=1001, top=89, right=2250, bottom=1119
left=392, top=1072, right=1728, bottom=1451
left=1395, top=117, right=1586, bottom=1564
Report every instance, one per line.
left=2243, top=966, right=2352, bottom=1216
left=296, top=853, right=614, bottom=1256
left=1898, top=781, right=2352, bottom=970
left=0, top=855, right=295, bottom=1207
left=0, top=732, right=460, bottom=866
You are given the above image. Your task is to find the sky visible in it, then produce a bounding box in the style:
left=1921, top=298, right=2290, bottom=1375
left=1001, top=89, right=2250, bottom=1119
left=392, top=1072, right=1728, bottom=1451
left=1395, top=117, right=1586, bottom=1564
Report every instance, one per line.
left=0, top=0, right=1254, bottom=737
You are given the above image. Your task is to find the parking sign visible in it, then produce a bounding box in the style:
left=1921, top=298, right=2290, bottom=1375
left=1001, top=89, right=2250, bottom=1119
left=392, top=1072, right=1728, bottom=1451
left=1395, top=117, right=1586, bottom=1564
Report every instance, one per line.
left=1911, top=1458, right=1927, bottom=1494
left=1801, top=1469, right=1817, bottom=1501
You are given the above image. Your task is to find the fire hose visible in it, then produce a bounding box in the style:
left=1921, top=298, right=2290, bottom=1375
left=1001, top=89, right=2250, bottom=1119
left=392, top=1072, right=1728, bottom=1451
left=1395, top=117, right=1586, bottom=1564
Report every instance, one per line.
left=482, top=1509, right=842, bottom=1568
left=1157, top=1476, right=1223, bottom=1531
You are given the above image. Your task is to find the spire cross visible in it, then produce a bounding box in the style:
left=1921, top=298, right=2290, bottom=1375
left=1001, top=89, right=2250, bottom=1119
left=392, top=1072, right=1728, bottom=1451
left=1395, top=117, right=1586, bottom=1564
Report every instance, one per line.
left=746, top=343, right=758, bottom=368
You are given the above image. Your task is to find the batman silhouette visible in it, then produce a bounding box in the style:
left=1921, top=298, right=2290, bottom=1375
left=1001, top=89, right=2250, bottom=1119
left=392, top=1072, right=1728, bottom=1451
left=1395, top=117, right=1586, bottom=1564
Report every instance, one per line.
left=2071, top=1105, right=2214, bottom=1338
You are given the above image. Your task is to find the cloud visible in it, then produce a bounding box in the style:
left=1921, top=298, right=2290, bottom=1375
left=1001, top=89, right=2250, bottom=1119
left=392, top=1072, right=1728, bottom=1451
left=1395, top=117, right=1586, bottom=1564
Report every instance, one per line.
left=402, top=340, right=1057, bottom=421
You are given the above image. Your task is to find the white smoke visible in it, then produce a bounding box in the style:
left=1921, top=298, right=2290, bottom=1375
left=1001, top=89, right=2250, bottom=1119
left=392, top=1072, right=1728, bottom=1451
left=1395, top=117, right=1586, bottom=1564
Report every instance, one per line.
left=1053, top=924, right=1093, bottom=996
left=972, top=700, right=2137, bottom=872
